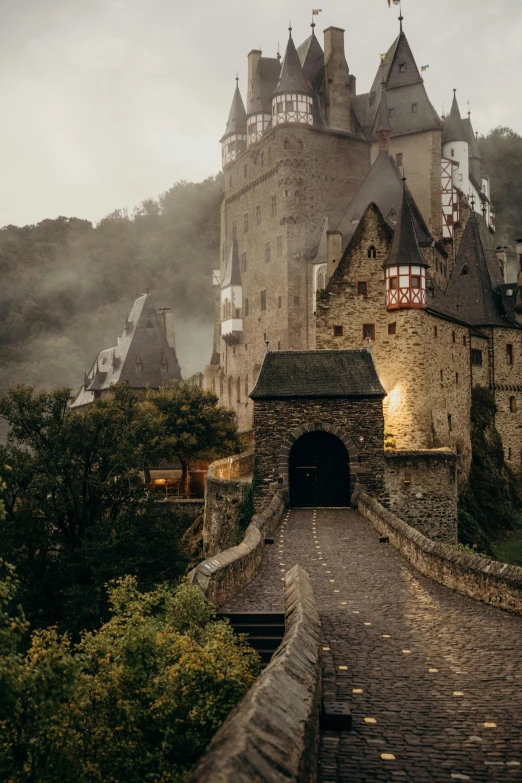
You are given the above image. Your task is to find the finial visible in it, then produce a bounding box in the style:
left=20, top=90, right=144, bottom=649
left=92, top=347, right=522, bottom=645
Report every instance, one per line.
left=288, top=20, right=292, bottom=37
left=453, top=87, right=457, bottom=96
left=235, top=72, right=239, bottom=85
left=399, top=14, right=403, bottom=32
left=265, top=340, right=270, bottom=353
left=470, top=193, right=475, bottom=209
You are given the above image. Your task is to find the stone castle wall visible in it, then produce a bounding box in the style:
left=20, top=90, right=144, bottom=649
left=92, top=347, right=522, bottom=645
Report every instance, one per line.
left=253, top=396, right=386, bottom=509
left=491, top=327, right=522, bottom=474
left=203, top=451, right=254, bottom=558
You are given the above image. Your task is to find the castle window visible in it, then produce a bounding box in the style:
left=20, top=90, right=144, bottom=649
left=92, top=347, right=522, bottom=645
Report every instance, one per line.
left=265, top=242, right=271, bottom=263
left=412, top=103, right=418, bottom=113
left=363, top=323, right=375, bottom=341
left=463, top=335, right=467, bottom=346
left=389, top=108, right=395, bottom=119
left=277, top=235, right=283, bottom=257
left=244, top=164, right=247, bottom=179
left=367, top=245, right=377, bottom=259
left=278, top=340, right=281, bottom=350
left=271, top=196, right=277, bottom=216
left=236, top=378, right=241, bottom=403
left=471, top=349, right=482, bottom=366
left=456, top=372, right=459, bottom=386
left=451, top=148, right=455, bottom=158
left=260, top=290, right=267, bottom=311
left=507, top=344, right=514, bottom=365
left=434, top=325, right=438, bottom=337
left=460, top=265, right=469, bottom=276
left=284, top=139, right=290, bottom=149
left=294, top=295, right=300, bottom=307
left=440, top=369, right=443, bottom=383
left=228, top=377, right=232, bottom=401
left=452, top=331, right=456, bottom=344
left=399, top=63, right=406, bottom=73
left=388, top=322, right=396, bottom=335
left=241, top=252, right=247, bottom=272
left=278, top=295, right=282, bottom=309
left=256, top=205, right=261, bottom=225
left=396, top=153, right=403, bottom=167
left=357, top=281, right=368, bottom=296
left=284, top=190, right=290, bottom=197
left=232, top=220, right=237, bottom=238
left=298, top=140, right=303, bottom=149
left=510, top=396, right=517, bottom=412
left=448, top=413, right=452, bottom=432
left=508, top=448, right=512, bottom=460
left=333, top=325, right=344, bottom=337
left=245, top=376, right=249, bottom=395
left=244, top=298, right=249, bottom=316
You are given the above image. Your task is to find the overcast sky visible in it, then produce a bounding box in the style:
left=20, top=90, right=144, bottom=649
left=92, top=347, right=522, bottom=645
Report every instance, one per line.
left=0, top=0, right=520, bottom=228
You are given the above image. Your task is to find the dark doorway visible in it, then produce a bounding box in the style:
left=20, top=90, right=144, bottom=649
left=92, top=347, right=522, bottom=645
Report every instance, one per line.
left=289, top=431, right=351, bottom=507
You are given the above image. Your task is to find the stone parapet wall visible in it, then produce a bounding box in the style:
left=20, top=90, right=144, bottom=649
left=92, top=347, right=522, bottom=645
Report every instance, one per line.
left=384, top=449, right=457, bottom=543
left=356, top=490, right=522, bottom=615
left=187, top=565, right=322, bottom=783
left=188, top=490, right=286, bottom=606
left=203, top=451, right=254, bottom=557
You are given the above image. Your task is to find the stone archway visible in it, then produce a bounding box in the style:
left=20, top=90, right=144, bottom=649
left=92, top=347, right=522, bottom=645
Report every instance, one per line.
left=277, top=422, right=362, bottom=503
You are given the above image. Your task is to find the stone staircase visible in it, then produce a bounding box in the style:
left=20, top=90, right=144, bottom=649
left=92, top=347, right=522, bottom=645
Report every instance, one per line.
left=218, top=611, right=285, bottom=667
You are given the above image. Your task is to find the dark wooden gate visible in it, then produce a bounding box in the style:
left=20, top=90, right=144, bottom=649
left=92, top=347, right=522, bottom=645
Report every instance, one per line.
left=289, top=431, right=351, bottom=507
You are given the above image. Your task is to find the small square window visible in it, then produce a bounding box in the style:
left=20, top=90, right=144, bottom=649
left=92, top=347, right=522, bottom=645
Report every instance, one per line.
left=471, top=349, right=482, bottom=366
left=284, top=139, right=290, bottom=149
left=244, top=298, right=249, bottom=316
left=448, top=413, right=452, bottom=432
left=278, top=295, right=282, bottom=309
left=412, top=103, right=418, bottom=113
left=510, top=396, right=517, bottom=412
left=333, top=325, right=344, bottom=337
left=507, top=344, right=514, bottom=365
left=456, top=372, right=459, bottom=385
left=463, top=335, right=467, bottom=346
left=452, top=331, right=456, bottom=344
left=434, top=325, right=438, bottom=337
left=388, top=322, right=396, bottom=335
left=363, top=323, right=375, bottom=341
left=357, top=281, right=368, bottom=296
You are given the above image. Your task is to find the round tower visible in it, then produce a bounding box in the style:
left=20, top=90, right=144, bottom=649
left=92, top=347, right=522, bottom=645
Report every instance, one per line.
left=220, top=78, right=247, bottom=168
left=442, top=90, right=469, bottom=189
left=272, top=28, right=313, bottom=127
left=385, top=183, right=428, bottom=310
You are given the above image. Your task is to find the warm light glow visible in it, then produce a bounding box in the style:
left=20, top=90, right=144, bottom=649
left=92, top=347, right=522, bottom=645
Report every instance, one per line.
left=385, top=383, right=403, bottom=416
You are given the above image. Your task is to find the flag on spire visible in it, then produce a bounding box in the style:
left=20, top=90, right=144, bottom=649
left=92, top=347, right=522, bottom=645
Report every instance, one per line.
left=312, top=8, right=322, bottom=14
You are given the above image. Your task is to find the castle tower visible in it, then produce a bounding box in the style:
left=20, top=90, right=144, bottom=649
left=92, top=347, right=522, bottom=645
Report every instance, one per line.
left=272, top=29, right=314, bottom=127
left=220, top=79, right=247, bottom=168
left=442, top=90, right=469, bottom=190
left=384, top=183, right=428, bottom=310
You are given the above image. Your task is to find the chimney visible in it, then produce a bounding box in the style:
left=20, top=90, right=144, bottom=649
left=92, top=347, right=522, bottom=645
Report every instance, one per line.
left=323, top=27, right=352, bottom=133
left=349, top=74, right=356, bottom=97
left=247, top=49, right=262, bottom=111
left=514, top=240, right=522, bottom=327
left=327, top=230, right=342, bottom=277
left=495, top=246, right=507, bottom=283
left=159, top=308, right=177, bottom=352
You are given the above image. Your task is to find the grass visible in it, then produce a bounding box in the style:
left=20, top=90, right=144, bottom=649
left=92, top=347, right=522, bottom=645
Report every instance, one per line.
left=491, top=520, right=522, bottom=568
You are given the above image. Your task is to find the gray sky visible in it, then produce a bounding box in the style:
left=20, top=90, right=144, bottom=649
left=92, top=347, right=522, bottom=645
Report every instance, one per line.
left=0, top=0, right=520, bottom=228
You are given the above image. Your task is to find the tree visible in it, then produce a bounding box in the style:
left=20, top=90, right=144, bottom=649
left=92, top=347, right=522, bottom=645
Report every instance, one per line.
left=0, top=384, right=188, bottom=633
left=145, top=383, right=241, bottom=495
left=0, top=575, right=260, bottom=783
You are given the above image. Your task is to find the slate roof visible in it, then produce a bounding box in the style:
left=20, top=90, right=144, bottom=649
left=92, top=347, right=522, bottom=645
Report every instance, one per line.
left=297, top=29, right=324, bottom=92
left=248, top=57, right=280, bottom=115
left=221, top=238, right=242, bottom=288
left=250, top=349, right=386, bottom=399
left=220, top=81, right=247, bottom=141
left=372, top=80, right=393, bottom=137
left=432, top=212, right=514, bottom=327
left=463, top=116, right=480, bottom=159
left=70, top=295, right=182, bottom=408
left=443, top=92, right=467, bottom=144
left=352, top=31, right=441, bottom=139
left=274, top=32, right=311, bottom=96
left=338, top=150, right=432, bottom=248
left=385, top=183, right=428, bottom=269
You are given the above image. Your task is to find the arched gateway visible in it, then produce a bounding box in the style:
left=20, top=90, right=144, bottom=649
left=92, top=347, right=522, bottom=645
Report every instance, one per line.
left=249, top=350, right=387, bottom=510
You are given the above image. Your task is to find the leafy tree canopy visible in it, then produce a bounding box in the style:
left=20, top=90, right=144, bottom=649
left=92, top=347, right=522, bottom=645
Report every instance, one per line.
left=479, top=126, right=522, bottom=249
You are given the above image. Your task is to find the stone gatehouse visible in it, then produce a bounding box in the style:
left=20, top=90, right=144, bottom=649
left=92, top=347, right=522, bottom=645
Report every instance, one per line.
left=250, top=349, right=386, bottom=509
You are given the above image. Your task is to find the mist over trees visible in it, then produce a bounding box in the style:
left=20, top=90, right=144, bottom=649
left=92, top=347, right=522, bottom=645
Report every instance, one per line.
left=479, top=126, right=522, bottom=248
left=0, top=174, right=223, bottom=397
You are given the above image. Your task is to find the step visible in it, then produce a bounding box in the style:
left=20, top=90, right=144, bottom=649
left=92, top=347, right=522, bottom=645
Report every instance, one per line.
left=244, top=636, right=283, bottom=651
left=229, top=623, right=285, bottom=636
left=218, top=612, right=285, bottom=624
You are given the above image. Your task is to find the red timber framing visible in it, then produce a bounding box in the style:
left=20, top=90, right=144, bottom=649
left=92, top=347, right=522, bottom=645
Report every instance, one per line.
left=441, top=158, right=459, bottom=239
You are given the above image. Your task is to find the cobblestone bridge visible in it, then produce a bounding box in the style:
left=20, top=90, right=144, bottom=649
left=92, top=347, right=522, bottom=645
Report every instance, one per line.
left=222, top=508, right=522, bottom=782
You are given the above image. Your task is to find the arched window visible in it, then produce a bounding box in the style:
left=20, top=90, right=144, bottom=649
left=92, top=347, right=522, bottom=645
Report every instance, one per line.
left=317, top=266, right=326, bottom=291
left=368, top=245, right=377, bottom=259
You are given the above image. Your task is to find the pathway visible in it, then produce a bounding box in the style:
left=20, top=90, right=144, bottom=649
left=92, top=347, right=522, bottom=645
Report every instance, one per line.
left=221, top=508, right=522, bottom=782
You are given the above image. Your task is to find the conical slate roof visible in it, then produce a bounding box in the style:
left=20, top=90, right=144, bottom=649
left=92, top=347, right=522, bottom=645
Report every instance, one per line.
left=221, top=238, right=242, bottom=288
left=274, top=32, right=311, bottom=96
left=372, top=80, right=392, bottom=136
left=338, top=150, right=432, bottom=248
left=385, top=182, right=428, bottom=269
left=220, top=81, right=247, bottom=141
left=248, top=57, right=280, bottom=115
left=70, top=295, right=182, bottom=408
left=443, top=91, right=467, bottom=144
left=463, top=116, right=480, bottom=159
left=297, top=28, right=324, bottom=92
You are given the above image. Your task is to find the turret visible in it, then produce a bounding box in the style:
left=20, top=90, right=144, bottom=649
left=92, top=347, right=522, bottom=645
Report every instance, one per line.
left=272, top=28, right=313, bottom=127
left=384, top=182, right=428, bottom=310
left=247, top=55, right=280, bottom=146
left=220, top=78, right=247, bottom=168
left=221, top=239, right=243, bottom=345
left=442, top=90, right=469, bottom=189
left=323, top=27, right=352, bottom=132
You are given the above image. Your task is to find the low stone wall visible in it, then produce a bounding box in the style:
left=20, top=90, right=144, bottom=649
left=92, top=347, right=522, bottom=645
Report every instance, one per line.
left=203, top=450, right=254, bottom=558
left=187, top=565, right=322, bottom=783
left=356, top=490, right=522, bottom=615
left=188, top=490, right=286, bottom=606
left=384, top=449, right=458, bottom=543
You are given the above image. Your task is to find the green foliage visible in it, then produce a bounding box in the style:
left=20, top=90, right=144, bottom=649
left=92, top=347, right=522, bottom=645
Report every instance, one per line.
left=0, top=175, right=223, bottom=393
left=0, top=575, right=260, bottom=783
left=458, top=387, right=522, bottom=554
left=0, top=384, right=189, bottom=633
left=491, top=519, right=522, bottom=567
left=384, top=428, right=396, bottom=450
left=479, top=127, right=522, bottom=248
left=233, top=483, right=255, bottom=545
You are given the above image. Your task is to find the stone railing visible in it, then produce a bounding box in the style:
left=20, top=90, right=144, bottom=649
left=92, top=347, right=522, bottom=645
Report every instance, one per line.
left=187, top=565, right=322, bottom=783
left=356, top=490, right=522, bottom=615
left=188, top=489, right=286, bottom=606
left=203, top=450, right=254, bottom=557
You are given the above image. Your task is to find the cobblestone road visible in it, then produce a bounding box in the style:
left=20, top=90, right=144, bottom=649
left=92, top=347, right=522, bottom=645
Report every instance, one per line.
left=221, top=508, right=522, bottom=782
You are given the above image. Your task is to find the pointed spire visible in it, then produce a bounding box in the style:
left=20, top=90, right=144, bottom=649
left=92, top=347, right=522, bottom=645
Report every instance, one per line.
left=443, top=89, right=467, bottom=144
left=297, top=23, right=324, bottom=92
left=385, top=180, right=428, bottom=269
left=273, top=29, right=311, bottom=96
left=220, top=80, right=247, bottom=141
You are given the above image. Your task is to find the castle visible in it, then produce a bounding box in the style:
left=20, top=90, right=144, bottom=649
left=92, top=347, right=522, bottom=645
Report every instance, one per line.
left=203, top=15, right=522, bottom=478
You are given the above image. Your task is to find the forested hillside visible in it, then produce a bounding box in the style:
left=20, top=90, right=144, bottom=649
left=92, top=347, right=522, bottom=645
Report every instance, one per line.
left=0, top=127, right=521, bottom=401
left=0, top=174, right=223, bottom=397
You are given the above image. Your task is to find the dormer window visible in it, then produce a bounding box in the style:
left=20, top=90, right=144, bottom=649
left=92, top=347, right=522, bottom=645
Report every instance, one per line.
left=399, top=63, right=407, bottom=73
left=368, top=245, right=377, bottom=259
